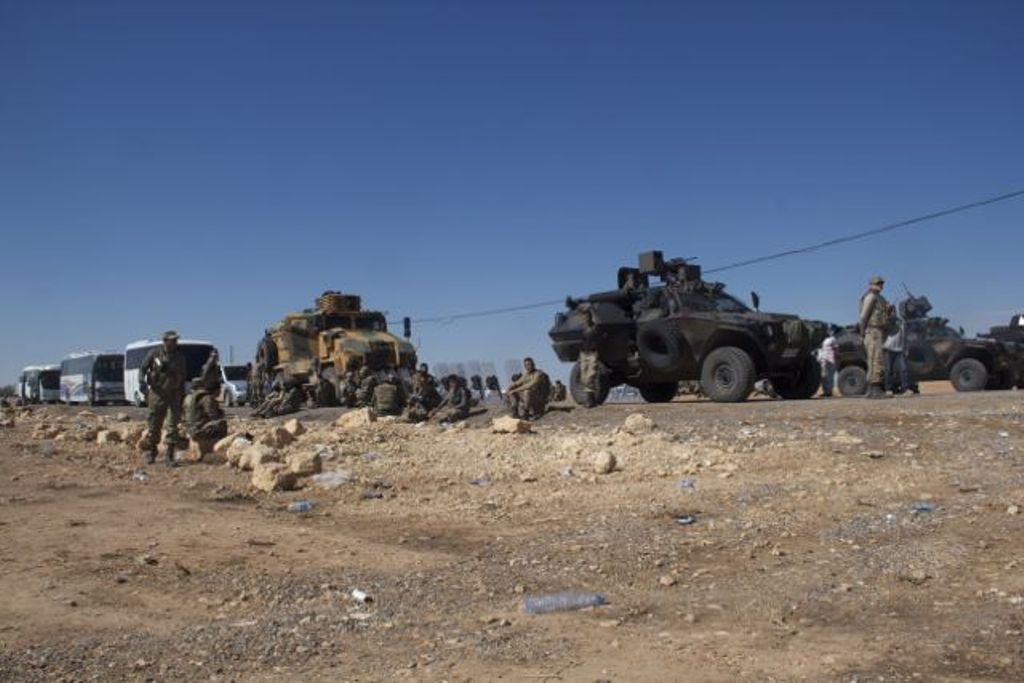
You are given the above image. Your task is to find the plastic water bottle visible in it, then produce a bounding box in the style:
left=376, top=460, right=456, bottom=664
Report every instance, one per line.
left=523, top=591, right=608, bottom=614
left=288, top=500, right=313, bottom=513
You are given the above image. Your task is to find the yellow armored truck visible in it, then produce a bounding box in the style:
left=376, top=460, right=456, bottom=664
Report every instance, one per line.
left=250, top=291, right=416, bottom=406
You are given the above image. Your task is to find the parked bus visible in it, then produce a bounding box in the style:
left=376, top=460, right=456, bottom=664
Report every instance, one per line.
left=124, top=339, right=217, bottom=406
left=222, top=364, right=251, bottom=406
left=18, top=365, right=61, bottom=404
left=60, top=352, right=125, bottom=405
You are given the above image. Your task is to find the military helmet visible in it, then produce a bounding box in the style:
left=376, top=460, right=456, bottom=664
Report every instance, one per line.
left=162, top=330, right=180, bottom=342
left=869, top=275, right=885, bottom=286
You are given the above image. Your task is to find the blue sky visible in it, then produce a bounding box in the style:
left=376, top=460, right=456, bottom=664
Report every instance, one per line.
left=1, top=0, right=1022, bottom=384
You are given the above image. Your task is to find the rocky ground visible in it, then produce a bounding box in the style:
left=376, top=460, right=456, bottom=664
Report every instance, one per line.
left=1, top=387, right=1023, bottom=682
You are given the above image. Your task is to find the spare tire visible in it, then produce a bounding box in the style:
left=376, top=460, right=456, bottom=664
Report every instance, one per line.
left=700, top=346, right=755, bottom=403
left=569, top=362, right=610, bottom=407
left=837, top=366, right=867, bottom=397
left=637, top=382, right=678, bottom=403
left=773, top=355, right=821, bottom=400
left=950, top=358, right=987, bottom=392
left=636, top=322, right=686, bottom=374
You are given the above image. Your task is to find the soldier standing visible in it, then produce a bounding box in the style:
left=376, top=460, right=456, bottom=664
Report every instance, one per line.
left=140, top=331, right=188, bottom=466
left=505, top=358, right=552, bottom=420
left=859, top=276, right=893, bottom=399
left=578, top=306, right=603, bottom=407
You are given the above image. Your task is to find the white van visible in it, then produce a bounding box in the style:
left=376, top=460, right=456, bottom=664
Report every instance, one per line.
left=124, top=339, right=217, bottom=406
left=221, top=364, right=250, bottom=406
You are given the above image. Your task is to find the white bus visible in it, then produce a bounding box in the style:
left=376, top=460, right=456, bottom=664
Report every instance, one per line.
left=60, top=352, right=125, bottom=405
left=124, top=339, right=217, bottom=406
left=18, top=365, right=61, bottom=404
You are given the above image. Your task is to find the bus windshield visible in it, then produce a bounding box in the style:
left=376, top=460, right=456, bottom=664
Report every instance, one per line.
left=94, top=355, right=124, bottom=381
left=40, top=370, right=61, bottom=389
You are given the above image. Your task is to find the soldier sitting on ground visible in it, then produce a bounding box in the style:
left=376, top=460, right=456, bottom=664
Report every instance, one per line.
left=549, top=379, right=568, bottom=403
left=431, top=374, right=471, bottom=424
left=253, top=377, right=305, bottom=419
left=505, top=357, right=552, bottom=420
left=372, top=372, right=406, bottom=417
left=355, top=366, right=378, bottom=407
left=405, top=369, right=442, bottom=423
left=185, top=352, right=228, bottom=456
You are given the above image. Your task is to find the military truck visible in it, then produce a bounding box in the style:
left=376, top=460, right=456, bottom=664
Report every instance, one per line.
left=834, top=296, right=1024, bottom=394
left=548, top=250, right=827, bottom=404
left=250, top=291, right=417, bottom=406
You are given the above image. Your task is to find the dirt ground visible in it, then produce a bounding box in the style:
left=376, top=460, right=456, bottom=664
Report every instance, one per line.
left=2, top=386, right=1023, bottom=682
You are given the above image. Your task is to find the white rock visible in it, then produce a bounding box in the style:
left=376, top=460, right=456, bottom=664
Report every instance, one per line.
left=593, top=451, right=617, bottom=474
left=335, top=408, right=376, bottom=430
left=239, top=444, right=281, bottom=471
left=259, top=426, right=295, bottom=449
left=214, top=433, right=242, bottom=455
left=491, top=416, right=532, bottom=434
left=251, top=462, right=298, bottom=493
left=286, top=451, right=322, bottom=476
left=623, top=413, right=656, bottom=434
left=283, top=418, right=306, bottom=437
left=225, top=437, right=253, bottom=467
left=96, top=429, right=122, bottom=445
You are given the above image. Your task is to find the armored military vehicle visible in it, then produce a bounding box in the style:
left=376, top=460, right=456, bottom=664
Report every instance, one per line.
left=548, top=251, right=827, bottom=404
left=981, top=314, right=1024, bottom=347
left=834, top=296, right=1024, bottom=394
left=250, top=291, right=417, bottom=406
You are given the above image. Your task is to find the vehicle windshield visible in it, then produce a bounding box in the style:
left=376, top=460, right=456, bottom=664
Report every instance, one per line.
left=179, top=345, right=217, bottom=380
left=354, top=315, right=386, bottom=331
left=94, top=355, right=124, bottom=381
left=40, top=370, right=60, bottom=389
left=224, top=366, right=249, bottom=381
left=322, top=315, right=351, bottom=329
left=674, top=291, right=751, bottom=314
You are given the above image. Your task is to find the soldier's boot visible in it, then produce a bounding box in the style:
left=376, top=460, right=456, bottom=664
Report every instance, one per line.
left=144, top=449, right=157, bottom=465
left=164, top=444, right=179, bottom=468
left=865, top=383, right=889, bottom=399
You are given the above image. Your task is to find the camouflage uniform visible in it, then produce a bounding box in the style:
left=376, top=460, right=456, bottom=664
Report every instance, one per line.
left=355, top=368, right=378, bottom=407
left=186, top=356, right=227, bottom=444
left=254, top=381, right=305, bottom=418
left=437, top=377, right=471, bottom=423
left=372, top=377, right=405, bottom=416
left=140, top=335, right=188, bottom=464
left=506, top=366, right=551, bottom=420
left=859, top=278, right=892, bottom=397
left=338, top=371, right=359, bottom=407
left=550, top=380, right=567, bottom=403
left=405, top=372, right=441, bottom=423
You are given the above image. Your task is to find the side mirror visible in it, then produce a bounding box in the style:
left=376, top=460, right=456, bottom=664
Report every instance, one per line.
left=751, top=291, right=760, bottom=311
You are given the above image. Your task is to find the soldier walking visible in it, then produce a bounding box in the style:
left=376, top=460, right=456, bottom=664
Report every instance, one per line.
left=140, top=331, right=188, bottom=466
left=858, top=276, right=893, bottom=399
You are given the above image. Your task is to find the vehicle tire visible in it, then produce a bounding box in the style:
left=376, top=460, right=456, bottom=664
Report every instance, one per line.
left=637, top=382, right=678, bottom=403
left=256, top=337, right=279, bottom=373
left=950, top=358, right=988, bottom=392
left=987, top=372, right=1013, bottom=391
left=700, top=346, right=755, bottom=403
left=636, top=321, right=687, bottom=374
left=837, top=366, right=867, bottom=397
left=773, top=355, right=821, bottom=400
left=313, top=367, right=338, bottom=407
left=569, top=362, right=610, bottom=407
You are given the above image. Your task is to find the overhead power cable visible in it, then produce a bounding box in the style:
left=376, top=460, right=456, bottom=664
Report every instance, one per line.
left=395, top=186, right=1024, bottom=326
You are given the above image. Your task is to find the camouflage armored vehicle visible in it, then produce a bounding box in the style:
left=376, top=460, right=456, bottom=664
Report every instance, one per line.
left=250, top=291, right=417, bottom=406
left=981, top=314, right=1024, bottom=346
left=548, top=250, right=828, bottom=404
left=834, top=296, right=1024, bottom=394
